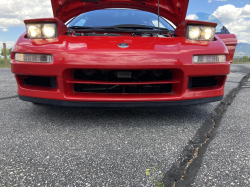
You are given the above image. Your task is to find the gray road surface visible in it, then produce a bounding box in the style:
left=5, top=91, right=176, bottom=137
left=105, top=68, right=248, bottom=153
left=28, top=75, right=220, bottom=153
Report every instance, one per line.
left=192, top=76, right=250, bottom=187
left=0, top=64, right=249, bottom=186
left=231, top=63, right=250, bottom=74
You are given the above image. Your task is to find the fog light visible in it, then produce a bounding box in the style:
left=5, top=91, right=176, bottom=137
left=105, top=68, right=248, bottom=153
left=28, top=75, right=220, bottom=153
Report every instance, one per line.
left=193, top=55, right=226, bottom=63
left=15, top=53, right=52, bottom=63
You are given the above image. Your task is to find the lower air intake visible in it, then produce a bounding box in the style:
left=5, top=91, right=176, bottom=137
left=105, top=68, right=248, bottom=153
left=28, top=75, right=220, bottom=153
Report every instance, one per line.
left=189, top=76, right=218, bottom=88
left=24, top=76, right=57, bottom=88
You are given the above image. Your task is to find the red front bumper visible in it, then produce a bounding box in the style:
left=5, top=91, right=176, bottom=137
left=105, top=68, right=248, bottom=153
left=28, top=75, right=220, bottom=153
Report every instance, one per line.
left=11, top=62, right=229, bottom=103
left=11, top=34, right=230, bottom=105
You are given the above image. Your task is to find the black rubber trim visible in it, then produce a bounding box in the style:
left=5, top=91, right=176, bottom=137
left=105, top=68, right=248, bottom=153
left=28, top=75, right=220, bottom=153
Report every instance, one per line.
left=18, top=95, right=223, bottom=108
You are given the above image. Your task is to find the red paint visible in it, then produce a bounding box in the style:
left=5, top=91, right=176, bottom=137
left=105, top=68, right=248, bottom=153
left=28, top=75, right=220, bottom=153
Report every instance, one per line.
left=11, top=31, right=233, bottom=102
left=216, top=34, right=238, bottom=63
left=11, top=2, right=238, bottom=104
left=51, top=0, right=189, bottom=26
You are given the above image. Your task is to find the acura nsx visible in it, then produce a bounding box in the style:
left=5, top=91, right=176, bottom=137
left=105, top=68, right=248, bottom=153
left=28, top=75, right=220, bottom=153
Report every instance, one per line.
left=11, top=0, right=238, bottom=107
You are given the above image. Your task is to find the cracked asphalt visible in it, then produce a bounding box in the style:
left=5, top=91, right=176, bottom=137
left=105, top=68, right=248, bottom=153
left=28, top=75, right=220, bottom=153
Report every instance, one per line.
left=0, top=64, right=249, bottom=187
left=192, top=75, right=250, bottom=187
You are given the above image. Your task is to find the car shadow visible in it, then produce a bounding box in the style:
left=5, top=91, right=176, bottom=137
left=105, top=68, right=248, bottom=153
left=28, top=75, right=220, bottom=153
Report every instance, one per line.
left=25, top=102, right=217, bottom=129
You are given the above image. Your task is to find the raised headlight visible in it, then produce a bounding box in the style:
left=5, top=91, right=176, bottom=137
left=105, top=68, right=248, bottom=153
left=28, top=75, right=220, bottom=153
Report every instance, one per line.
left=42, top=24, right=56, bottom=38
left=188, top=26, right=201, bottom=40
left=27, top=24, right=42, bottom=38
left=187, top=26, right=215, bottom=41
left=26, top=23, right=57, bottom=39
left=201, top=28, right=215, bottom=40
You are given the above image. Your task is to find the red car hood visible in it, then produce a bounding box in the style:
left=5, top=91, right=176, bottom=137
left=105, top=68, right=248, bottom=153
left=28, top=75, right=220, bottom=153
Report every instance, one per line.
left=51, top=0, right=189, bottom=26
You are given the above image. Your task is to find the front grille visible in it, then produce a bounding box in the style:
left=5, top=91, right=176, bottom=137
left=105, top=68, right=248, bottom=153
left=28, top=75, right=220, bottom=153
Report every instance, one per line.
left=24, top=76, right=57, bottom=88
left=189, top=76, right=218, bottom=88
left=73, top=69, right=173, bottom=82
left=74, top=83, right=172, bottom=93
left=72, top=69, right=174, bottom=94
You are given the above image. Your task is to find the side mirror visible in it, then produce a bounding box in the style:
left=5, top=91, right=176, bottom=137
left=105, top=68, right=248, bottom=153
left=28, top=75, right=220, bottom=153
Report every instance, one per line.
left=221, top=26, right=230, bottom=33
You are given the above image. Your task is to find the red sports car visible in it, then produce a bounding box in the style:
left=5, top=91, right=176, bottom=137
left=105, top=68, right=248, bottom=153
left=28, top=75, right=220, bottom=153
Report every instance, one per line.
left=11, top=0, right=238, bottom=107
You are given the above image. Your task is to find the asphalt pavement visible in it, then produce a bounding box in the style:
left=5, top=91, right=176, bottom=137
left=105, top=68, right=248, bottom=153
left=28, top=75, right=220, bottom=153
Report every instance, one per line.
left=0, top=64, right=249, bottom=187
left=192, top=73, right=250, bottom=187
left=230, top=63, right=250, bottom=74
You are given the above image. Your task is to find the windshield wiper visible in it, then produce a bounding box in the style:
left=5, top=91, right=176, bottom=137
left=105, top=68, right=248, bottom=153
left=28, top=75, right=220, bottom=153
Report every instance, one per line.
left=112, top=24, right=169, bottom=30
left=68, top=26, right=96, bottom=29
left=68, top=24, right=169, bottom=31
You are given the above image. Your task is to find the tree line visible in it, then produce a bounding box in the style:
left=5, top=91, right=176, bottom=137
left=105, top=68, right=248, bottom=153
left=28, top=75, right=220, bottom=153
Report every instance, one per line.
left=242, top=56, right=250, bottom=61
left=235, top=56, right=250, bottom=60
left=233, top=56, right=250, bottom=63
left=0, top=47, right=12, bottom=57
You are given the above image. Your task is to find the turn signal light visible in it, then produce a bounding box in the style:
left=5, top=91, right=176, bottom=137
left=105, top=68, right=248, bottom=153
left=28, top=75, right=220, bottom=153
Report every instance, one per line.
left=193, top=55, right=226, bottom=63
left=15, top=53, right=52, bottom=63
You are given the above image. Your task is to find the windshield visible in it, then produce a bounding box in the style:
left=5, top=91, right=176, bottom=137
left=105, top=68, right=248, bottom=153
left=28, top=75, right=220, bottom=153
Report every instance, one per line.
left=194, top=12, right=230, bottom=34
left=68, top=9, right=174, bottom=30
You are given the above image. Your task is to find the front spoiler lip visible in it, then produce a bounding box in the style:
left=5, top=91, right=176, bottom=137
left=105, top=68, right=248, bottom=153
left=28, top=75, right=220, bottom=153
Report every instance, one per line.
left=19, top=95, right=223, bottom=108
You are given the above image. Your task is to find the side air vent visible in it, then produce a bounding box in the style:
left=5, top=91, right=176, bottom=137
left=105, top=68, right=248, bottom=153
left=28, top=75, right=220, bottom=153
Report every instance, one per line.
left=23, top=76, right=57, bottom=88
left=189, top=76, right=218, bottom=88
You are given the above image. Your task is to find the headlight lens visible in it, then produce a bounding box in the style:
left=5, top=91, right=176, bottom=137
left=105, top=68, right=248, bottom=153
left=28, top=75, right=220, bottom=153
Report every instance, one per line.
left=193, top=55, right=226, bottom=64
left=188, top=27, right=201, bottom=40
left=201, top=28, right=214, bottom=40
left=26, top=23, right=57, bottom=39
left=15, top=53, right=52, bottom=63
left=27, top=24, right=42, bottom=38
left=187, top=26, right=215, bottom=41
left=42, top=24, right=56, bottom=38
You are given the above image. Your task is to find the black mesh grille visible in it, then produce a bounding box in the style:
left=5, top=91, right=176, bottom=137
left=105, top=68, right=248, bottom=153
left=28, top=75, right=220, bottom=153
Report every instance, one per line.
left=74, top=84, right=172, bottom=93
left=190, top=76, right=218, bottom=88
left=24, top=76, right=57, bottom=88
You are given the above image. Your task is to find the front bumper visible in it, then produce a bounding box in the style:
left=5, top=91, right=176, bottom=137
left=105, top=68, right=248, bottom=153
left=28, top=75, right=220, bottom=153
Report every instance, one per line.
left=11, top=35, right=230, bottom=105
left=12, top=63, right=228, bottom=103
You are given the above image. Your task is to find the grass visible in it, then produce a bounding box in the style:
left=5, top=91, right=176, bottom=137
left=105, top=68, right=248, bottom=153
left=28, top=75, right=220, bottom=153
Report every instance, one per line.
left=0, top=58, right=11, bottom=68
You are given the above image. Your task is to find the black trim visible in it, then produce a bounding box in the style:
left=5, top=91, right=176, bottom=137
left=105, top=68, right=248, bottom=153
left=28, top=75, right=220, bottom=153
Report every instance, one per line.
left=19, top=95, right=223, bottom=108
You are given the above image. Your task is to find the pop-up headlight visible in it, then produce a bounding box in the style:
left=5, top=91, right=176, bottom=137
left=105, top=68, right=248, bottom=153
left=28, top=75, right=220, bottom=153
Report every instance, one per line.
left=187, top=26, right=215, bottom=41
left=26, top=23, right=57, bottom=39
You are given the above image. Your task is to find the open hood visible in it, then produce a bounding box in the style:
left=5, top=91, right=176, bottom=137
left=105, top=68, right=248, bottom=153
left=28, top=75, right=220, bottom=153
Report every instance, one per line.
left=51, top=0, right=189, bottom=26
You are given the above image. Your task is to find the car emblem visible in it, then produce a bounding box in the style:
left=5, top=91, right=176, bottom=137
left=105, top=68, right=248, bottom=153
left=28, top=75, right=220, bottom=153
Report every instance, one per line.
left=118, top=43, right=129, bottom=48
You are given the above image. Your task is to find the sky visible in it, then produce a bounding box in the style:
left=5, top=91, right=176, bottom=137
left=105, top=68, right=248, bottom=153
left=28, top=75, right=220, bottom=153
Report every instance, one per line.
left=0, top=0, right=250, bottom=49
